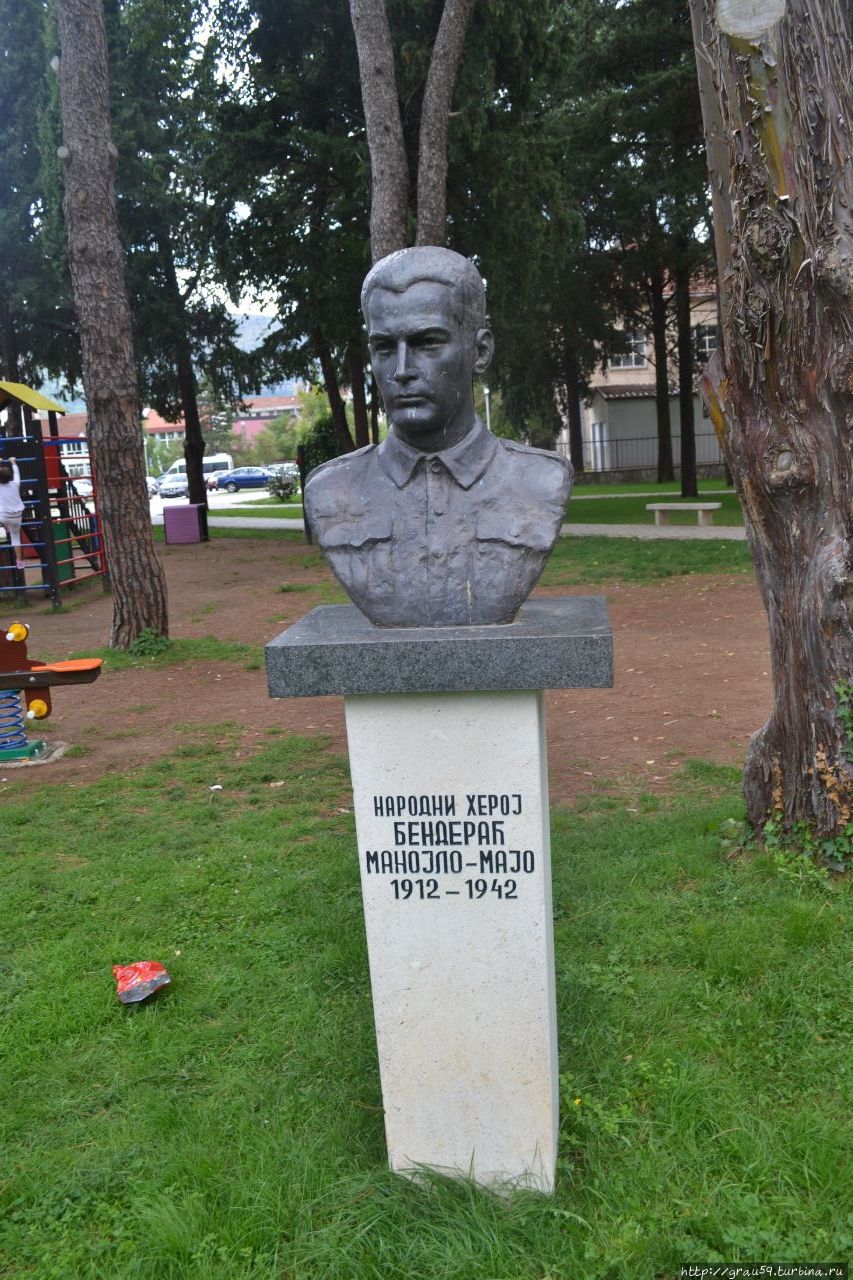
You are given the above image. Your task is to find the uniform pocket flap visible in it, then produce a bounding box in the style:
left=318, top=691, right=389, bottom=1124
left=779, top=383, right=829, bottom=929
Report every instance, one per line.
left=318, top=516, right=393, bottom=549
left=476, top=512, right=555, bottom=551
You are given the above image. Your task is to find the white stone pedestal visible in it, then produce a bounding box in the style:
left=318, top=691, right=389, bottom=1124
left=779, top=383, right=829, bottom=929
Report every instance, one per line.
left=267, top=598, right=614, bottom=1195
left=344, top=689, right=558, bottom=1192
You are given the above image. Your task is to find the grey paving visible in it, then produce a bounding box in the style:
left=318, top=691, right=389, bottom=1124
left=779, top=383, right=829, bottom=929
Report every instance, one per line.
left=266, top=597, right=613, bottom=698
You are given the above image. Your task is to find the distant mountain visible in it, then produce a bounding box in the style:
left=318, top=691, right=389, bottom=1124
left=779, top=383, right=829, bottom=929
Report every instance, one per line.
left=234, top=312, right=307, bottom=397
left=234, top=312, right=278, bottom=351
left=37, top=312, right=305, bottom=410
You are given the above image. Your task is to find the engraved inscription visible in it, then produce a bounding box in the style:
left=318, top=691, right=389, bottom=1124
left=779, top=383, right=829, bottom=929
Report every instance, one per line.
left=366, top=791, right=536, bottom=902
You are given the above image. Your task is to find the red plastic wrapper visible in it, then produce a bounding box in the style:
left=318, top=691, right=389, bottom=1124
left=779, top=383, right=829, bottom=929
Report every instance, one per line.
left=112, top=961, right=171, bottom=1004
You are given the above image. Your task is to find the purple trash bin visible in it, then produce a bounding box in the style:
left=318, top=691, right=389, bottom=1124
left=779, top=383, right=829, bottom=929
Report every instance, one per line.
left=163, top=503, right=208, bottom=545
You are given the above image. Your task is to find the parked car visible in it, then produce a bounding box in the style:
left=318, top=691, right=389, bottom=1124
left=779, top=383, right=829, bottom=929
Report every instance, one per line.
left=267, top=461, right=299, bottom=483
left=159, top=474, right=189, bottom=498
left=215, top=467, right=271, bottom=493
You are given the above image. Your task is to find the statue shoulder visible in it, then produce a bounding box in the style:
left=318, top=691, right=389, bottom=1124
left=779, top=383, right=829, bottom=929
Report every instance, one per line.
left=499, top=439, right=573, bottom=500
left=305, top=445, right=376, bottom=493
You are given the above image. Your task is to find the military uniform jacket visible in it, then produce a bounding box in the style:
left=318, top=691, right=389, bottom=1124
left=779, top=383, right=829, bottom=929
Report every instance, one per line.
left=303, top=418, right=573, bottom=628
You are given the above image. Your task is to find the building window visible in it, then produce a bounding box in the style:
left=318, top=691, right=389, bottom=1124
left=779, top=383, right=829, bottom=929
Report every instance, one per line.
left=610, top=330, right=647, bottom=369
left=695, top=323, right=718, bottom=362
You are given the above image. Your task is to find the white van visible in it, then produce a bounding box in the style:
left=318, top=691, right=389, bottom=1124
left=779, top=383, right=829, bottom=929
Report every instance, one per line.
left=160, top=453, right=233, bottom=480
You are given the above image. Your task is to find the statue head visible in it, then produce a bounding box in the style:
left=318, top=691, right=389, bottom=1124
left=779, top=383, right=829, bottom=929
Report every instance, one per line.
left=362, top=247, right=494, bottom=452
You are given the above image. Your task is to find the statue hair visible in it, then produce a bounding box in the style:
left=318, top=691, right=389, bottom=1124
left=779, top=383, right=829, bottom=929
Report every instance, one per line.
left=361, top=246, right=486, bottom=338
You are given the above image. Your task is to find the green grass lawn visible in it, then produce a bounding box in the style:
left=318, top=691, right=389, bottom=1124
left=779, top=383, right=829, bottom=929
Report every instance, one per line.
left=214, top=503, right=304, bottom=518
left=1, top=736, right=850, bottom=1278
left=150, top=524, right=755, bottom=584
left=572, top=478, right=731, bottom=498
left=539, top=535, right=752, bottom=585
left=566, top=491, right=744, bottom=527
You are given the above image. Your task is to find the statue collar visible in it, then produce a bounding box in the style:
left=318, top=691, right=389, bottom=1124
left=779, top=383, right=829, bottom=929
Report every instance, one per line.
left=377, top=417, right=499, bottom=490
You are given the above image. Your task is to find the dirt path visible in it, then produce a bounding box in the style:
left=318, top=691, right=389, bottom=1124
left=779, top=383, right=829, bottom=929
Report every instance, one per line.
left=2, top=539, right=771, bottom=805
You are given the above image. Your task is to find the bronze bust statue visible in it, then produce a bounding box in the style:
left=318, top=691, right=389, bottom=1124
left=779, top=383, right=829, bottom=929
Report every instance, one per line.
left=304, top=247, right=573, bottom=627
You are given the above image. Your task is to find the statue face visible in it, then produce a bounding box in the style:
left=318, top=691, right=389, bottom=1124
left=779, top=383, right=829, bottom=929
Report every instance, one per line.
left=367, top=280, right=492, bottom=452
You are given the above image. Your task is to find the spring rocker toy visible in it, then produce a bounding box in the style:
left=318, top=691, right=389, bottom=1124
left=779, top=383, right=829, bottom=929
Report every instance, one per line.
left=0, top=621, right=101, bottom=762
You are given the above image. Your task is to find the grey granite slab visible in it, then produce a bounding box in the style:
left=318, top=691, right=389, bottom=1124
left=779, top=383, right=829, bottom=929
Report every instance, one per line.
left=266, top=597, right=613, bottom=698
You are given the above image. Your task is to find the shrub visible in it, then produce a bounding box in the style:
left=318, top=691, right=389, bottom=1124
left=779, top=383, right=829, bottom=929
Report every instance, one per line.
left=268, top=472, right=297, bottom=501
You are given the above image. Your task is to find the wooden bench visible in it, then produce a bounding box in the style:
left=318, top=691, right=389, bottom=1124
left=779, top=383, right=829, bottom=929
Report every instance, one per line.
left=645, top=502, right=722, bottom=527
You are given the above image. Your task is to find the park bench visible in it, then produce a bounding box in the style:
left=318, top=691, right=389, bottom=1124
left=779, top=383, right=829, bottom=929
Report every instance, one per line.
left=645, top=501, right=722, bottom=527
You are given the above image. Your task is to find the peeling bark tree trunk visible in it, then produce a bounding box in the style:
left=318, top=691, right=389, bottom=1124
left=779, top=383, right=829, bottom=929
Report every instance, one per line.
left=650, top=266, right=675, bottom=483
left=675, top=257, right=698, bottom=498
left=56, top=0, right=168, bottom=647
left=690, top=0, right=853, bottom=833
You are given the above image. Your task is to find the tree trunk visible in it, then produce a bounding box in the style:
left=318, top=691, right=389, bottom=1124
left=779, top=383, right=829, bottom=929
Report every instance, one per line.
left=649, top=265, right=674, bottom=483
left=415, top=0, right=477, bottom=246
left=563, top=349, right=585, bottom=473
left=176, top=343, right=207, bottom=510
left=675, top=255, right=698, bottom=498
left=689, top=0, right=853, bottom=835
left=348, top=345, right=370, bottom=449
left=348, top=0, right=409, bottom=261
left=313, top=330, right=355, bottom=455
left=159, top=235, right=208, bottom=512
left=56, top=0, right=168, bottom=647
left=0, top=297, right=20, bottom=382
left=0, top=300, right=24, bottom=438
left=369, top=373, right=380, bottom=445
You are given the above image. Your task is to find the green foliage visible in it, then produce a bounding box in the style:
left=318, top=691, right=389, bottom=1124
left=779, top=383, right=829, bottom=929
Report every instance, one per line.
left=126, top=627, right=170, bottom=659
left=300, top=413, right=341, bottom=476
left=145, top=439, right=184, bottom=476
left=267, top=472, right=297, bottom=501
left=763, top=818, right=853, bottom=878
left=1, top=744, right=851, bottom=1275
left=104, top=0, right=255, bottom=424
left=0, top=0, right=80, bottom=389
left=207, top=0, right=370, bottom=410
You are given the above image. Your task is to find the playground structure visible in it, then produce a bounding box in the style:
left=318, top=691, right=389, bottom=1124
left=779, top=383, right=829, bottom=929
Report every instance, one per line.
left=0, top=620, right=101, bottom=762
left=0, top=382, right=107, bottom=607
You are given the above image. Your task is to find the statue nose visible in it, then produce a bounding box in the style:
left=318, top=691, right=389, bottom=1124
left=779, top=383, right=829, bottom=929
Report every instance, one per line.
left=393, top=342, right=415, bottom=382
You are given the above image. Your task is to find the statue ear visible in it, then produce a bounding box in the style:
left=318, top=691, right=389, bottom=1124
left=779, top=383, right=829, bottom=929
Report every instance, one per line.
left=473, top=328, right=494, bottom=376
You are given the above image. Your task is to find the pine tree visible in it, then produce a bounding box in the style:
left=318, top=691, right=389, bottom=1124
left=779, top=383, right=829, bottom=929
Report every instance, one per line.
left=55, top=0, right=168, bottom=646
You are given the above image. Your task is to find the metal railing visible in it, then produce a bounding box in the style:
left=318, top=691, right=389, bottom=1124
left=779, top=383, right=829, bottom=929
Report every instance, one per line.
left=579, top=432, right=725, bottom=473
